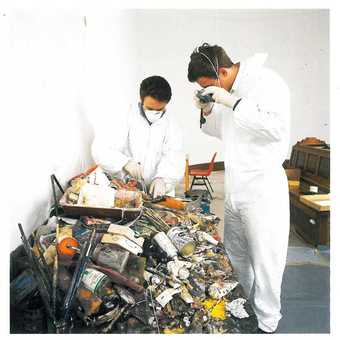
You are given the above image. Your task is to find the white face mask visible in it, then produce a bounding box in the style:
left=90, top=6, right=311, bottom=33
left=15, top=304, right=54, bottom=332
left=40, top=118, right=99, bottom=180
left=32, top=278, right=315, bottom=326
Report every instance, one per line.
left=144, top=109, right=164, bottom=124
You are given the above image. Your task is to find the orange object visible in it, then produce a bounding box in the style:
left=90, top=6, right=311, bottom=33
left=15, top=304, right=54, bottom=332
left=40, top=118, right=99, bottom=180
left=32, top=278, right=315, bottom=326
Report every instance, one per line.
left=159, top=197, right=187, bottom=210
left=83, top=164, right=99, bottom=176
left=213, top=233, right=221, bottom=242
left=69, top=164, right=98, bottom=182
left=77, top=287, right=103, bottom=316
left=188, top=152, right=217, bottom=199
left=57, top=237, right=79, bottom=257
left=188, top=153, right=217, bottom=177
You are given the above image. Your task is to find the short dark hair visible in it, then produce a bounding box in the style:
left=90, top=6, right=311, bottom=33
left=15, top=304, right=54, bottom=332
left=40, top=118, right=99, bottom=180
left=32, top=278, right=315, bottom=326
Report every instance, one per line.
left=187, top=43, right=234, bottom=82
left=140, top=76, right=172, bottom=103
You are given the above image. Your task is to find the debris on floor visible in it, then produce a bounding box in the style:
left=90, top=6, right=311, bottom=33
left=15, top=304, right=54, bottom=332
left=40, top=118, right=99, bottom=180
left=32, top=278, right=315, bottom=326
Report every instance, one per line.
left=10, top=166, right=257, bottom=333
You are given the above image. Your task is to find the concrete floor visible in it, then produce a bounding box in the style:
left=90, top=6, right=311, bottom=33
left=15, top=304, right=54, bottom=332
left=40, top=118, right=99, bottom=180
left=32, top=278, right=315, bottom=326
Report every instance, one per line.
left=177, top=170, right=330, bottom=333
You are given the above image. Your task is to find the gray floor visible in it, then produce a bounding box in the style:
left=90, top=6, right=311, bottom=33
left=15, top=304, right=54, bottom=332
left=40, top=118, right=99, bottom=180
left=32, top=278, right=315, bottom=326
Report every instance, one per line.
left=177, top=170, right=330, bottom=333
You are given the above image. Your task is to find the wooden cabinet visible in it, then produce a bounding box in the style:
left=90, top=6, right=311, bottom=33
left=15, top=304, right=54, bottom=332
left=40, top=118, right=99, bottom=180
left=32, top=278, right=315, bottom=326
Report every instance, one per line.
left=286, top=138, right=330, bottom=247
left=289, top=188, right=330, bottom=246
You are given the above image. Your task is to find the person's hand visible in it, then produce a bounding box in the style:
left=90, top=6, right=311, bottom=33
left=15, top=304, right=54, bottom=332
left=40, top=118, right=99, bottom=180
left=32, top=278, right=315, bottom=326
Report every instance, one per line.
left=149, top=178, right=166, bottom=198
left=193, top=90, right=214, bottom=116
left=201, top=86, right=240, bottom=109
left=123, top=160, right=144, bottom=180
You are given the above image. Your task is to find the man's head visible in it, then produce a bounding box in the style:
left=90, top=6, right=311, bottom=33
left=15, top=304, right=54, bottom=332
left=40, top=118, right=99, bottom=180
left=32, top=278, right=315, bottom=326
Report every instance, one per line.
left=188, top=43, right=236, bottom=91
left=140, top=75, right=172, bottom=112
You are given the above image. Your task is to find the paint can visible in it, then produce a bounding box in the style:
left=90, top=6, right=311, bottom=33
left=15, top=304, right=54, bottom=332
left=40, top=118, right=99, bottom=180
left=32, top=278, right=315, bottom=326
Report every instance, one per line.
left=167, top=227, right=196, bottom=257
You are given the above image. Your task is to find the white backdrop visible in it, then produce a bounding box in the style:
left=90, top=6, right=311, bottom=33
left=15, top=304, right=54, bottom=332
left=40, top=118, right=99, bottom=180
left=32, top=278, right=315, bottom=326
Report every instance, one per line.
left=114, top=9, right=329, bottom=164
left=6, top=9, right=329, bottom=249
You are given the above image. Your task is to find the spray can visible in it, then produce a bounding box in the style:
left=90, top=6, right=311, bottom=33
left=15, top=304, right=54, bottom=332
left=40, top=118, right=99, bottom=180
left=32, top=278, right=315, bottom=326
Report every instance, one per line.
left=153, top=232, right=178, bottom=259
left=196, top=231, right=219, bottom=245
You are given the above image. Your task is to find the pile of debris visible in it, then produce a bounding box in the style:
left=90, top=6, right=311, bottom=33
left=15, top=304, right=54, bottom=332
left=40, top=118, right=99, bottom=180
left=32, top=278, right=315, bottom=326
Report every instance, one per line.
left=10, top=167, right=258, bottom=334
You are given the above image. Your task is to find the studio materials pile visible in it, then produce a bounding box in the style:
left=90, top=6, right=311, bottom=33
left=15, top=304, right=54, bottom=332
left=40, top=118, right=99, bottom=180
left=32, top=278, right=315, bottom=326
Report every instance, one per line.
left=10, top=166, right=257, bottom=334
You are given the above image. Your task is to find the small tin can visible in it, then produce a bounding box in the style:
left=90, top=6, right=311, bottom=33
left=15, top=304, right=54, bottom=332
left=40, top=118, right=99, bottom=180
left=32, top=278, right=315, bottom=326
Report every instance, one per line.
left=167, top=227, right=196, bottom=257
left=81, top=268, right=112, bottom=297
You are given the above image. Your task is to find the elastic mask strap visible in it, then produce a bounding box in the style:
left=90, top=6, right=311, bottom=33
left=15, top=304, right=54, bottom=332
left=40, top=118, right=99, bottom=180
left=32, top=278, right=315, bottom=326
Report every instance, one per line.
left=197, top=50, right=222, bottom=87
left=138, top=102, right=152, bottom=126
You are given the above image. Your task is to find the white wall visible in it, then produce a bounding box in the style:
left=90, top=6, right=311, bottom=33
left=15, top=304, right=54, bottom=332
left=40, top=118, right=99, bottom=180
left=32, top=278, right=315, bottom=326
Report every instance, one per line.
left=112, top=9, right=329, bottom=164
left=7, top=9, right=329, bottom=249
left=7, top=10, right=95, bottom=249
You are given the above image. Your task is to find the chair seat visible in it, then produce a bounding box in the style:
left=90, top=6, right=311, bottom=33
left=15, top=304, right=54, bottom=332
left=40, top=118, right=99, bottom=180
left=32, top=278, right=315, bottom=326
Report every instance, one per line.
left=189, top=169, right=210, bottom=176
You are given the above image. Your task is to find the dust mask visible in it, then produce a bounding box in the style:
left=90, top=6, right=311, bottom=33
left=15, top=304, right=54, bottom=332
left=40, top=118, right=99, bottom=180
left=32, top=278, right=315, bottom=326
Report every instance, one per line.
left=144, top=109, right=164, bottom=124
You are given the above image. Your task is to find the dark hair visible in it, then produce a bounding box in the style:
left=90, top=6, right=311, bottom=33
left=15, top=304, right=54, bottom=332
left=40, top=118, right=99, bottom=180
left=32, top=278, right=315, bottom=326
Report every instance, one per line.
left=140, top=76, right=172, bottom=103
left=187, top=43, right=234, bottom=82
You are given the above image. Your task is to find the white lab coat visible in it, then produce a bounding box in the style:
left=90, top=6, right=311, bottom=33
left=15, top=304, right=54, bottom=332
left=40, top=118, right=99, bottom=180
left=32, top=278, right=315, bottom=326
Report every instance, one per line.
left=91, top=103, right=185, bottom=195
left=202, top=54, right=290, bottom=332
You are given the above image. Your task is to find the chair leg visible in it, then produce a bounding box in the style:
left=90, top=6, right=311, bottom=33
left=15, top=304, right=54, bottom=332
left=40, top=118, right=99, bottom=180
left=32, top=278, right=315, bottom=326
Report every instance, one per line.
left=206, top=176, right=214, bottom=192
left=189, top=176, right=196, bottom=191
left=203, top=177, right=213, bottom=199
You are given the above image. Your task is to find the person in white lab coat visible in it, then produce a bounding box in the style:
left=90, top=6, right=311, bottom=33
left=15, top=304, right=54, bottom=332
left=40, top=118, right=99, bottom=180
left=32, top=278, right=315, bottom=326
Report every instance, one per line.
left=187, top=43, right=290, bottom=333
left=92, top=76, right=185, bottom=198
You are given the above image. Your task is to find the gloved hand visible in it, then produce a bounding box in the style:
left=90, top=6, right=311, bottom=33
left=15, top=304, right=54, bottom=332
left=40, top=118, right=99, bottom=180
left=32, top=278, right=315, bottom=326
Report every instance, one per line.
left=149, top=177, right=166, bottom=198
left=193, top=90, right=214, bottom=116
left=201, top=86, right=240, bottom=109
left=123, top=160, right=144, bottom=180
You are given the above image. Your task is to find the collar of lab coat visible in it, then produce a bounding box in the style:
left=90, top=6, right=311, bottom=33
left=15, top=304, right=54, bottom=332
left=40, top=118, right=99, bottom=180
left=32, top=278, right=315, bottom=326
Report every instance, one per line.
left=231, top=53, right=268, bottom=94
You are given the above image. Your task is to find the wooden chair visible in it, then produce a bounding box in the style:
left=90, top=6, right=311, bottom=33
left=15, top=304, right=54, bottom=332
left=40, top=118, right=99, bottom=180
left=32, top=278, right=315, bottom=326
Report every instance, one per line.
left=189, top=152, right=217, bottom=199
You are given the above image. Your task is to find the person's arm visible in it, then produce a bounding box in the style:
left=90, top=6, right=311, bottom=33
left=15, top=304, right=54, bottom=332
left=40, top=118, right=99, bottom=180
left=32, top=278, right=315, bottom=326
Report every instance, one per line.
left=154, top=120, right=185, bottom=192
left=201, top=103, right=225, bottom=140
left=201, top=70, right=290, bottom=143
left=233, top=75, right=290, bottom=143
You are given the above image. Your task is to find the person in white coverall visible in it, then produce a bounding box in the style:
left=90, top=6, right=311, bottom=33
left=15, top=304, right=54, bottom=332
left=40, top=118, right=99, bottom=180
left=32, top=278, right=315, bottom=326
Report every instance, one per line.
left=187, top=43, right=290, bottom=333
left=92, top=76, right=185, bottom=198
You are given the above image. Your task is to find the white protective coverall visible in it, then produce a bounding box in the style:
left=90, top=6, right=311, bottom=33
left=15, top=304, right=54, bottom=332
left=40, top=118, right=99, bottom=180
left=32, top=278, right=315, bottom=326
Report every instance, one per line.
left=202, top=54, right=290, bottom=332
left=91, top=103, right=185, bottom=195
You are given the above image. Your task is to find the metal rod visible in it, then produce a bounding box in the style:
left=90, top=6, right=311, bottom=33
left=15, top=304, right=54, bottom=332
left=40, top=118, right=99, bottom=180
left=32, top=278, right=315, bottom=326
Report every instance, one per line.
left=52, top=174, right=65, bottom=194
left=51, top=175, right=59, bottom=220
left=62, top=228, right=96, bottom=328
left=67, top=246, right=81, bottom=252
left=52, top=222, right=60, bottom=320
left=18, top=223, right=55, bottom=322
left=148, top=287, right=160, bottom=334
left=35, top=233, right=53, bottom=280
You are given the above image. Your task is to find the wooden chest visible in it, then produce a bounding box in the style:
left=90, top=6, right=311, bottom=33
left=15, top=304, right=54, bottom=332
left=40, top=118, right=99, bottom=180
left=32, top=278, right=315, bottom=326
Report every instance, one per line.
left=285, top=138, right=330, bottom=247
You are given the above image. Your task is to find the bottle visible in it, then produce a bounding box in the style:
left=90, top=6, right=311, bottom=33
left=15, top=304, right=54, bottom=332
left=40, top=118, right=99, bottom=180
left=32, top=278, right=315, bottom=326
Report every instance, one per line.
left=81, top=268, right=113, bottom=297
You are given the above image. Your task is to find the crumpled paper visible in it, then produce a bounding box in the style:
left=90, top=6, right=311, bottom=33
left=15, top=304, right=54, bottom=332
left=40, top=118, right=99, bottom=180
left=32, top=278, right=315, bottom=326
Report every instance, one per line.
left=167, top=260, right=192, bottom=279
left=226, top=298, right=249, bottom=319
left=156, top=288, right=181, bottom=307
left=208, top=280, right=238, bottom=299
